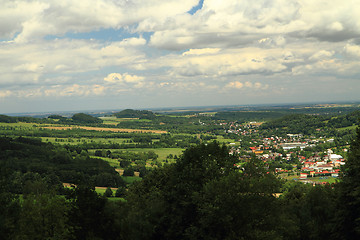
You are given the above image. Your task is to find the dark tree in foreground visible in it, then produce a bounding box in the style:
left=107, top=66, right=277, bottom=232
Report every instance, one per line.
left=16, top=192, right=73, bottom=240
left=104, top=187, right=113, bottom=197
left=115, top=187, right=126, bottom=198
left=66, top=186, right=108, bottom=239
left=336, top=127, right=360, bottom=239
left=123, top=142, right=285, bottom=239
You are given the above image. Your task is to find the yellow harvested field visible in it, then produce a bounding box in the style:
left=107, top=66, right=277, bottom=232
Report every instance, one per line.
left=95, top=186, right=118, bottom=191
left=40, top=126, right=167, bottom=134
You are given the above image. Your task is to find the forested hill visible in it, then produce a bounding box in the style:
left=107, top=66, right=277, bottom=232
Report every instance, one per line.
left=0, top=113, right=103, bottom=125
left=260, top=111, right=360, bottom=134
left=71, top=113, right=103, bottom=124
left=113, top=109, right=156, bottom=119
left=0, top=114, right=51, bottom=123
left=0, top=137, right=124, bottom=190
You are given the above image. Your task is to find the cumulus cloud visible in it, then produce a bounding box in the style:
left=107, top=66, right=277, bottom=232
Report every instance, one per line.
left=225, top=81, right=269, bottom=90
left=30, top=84, right=106, bottom=98
left=156, top=81, right=213, bottom=92
left=344, top=44, right=360, bottom=58
left=225, top=81, right=243, bottom=89
left=104, top=73, right=144, bottom=83
left=1, top=0, right=198, bottom=42
left=244, top=81, right=253, bottom=88
left=0, top=38, right=146, bottom=87
left=309, top=50, right=334, bottom=61
left=145, top=0, right=360, bottom=50
left=158, top=48, right=289, bottom=77
left=182, top=48, right=221, bottom=56
left=0, top=90, right=13, bottom=98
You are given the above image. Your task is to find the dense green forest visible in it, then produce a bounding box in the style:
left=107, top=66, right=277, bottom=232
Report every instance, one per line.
left=0, top=113, right=103, bottom=125
left=260, top=111, right=360, bottom=135
left=0, top=137, right=125, bottom=189
left=113, top=109, right=157, bottom=119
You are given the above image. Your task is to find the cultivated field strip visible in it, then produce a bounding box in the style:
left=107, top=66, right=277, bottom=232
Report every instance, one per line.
left=40, top=126, right=167, bottom=134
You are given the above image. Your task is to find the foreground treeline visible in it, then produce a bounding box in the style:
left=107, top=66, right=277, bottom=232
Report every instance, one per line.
left=1, top=129, right=360, bottom=239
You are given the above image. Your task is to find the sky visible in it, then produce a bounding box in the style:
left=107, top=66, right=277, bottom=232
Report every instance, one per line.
left=1, top=0, right=360, bottom=114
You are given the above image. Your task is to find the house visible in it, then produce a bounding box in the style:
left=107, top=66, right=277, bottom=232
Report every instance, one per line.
left=329, top=154, right=343, bottom=161
left=280, top=142, right=307, bottom=150
left=315, top=163, right=334, bottom=172
left=300, top=173, right=308, bottom=179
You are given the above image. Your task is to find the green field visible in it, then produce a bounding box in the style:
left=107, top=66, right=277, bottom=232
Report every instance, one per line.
left=94, top=187, right=126, bottom=201
left=337, top=125, right=358, bottom=131
left=116, top=147, right=184, bottom=160
left=88, top=147, right=184, bottom=167
left=90, top=156, right=120, bottom=168
left=122, top=176, right=142, bottom=185
left=216, top=135, right=240, bottom=145
left=308, top=176, right=339, bottom=184
left=279, top=173, right=339, bottom=184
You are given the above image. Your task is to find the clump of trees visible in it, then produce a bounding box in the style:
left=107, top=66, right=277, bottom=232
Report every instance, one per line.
left=72, top=113, right=103, bottom=124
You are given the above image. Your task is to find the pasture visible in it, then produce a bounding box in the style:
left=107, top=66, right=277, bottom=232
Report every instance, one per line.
left=116, top=147, right=184, bottom=161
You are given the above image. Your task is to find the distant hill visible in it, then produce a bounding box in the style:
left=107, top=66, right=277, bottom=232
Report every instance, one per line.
left=113, top=109, right=156, bottom=119
left=0, top=114, right=49, bottom=123
left=0, top=114, right=17, bottom=123
left=72, top=113, right=103, bottom=124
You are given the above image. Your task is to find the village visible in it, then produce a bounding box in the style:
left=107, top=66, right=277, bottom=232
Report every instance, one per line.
left=224, top=121, right=347, bottom=184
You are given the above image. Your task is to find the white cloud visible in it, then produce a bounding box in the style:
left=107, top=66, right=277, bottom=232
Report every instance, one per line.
left=0, top=90, right=13, bottom=98
left=13, top=63, right=44, bottom=73
left=145, top=0, right=360, bottom=50
left=182, top=48, right=221, bottom=56
left=245, top=81, right=253, bottom=88
left=43, top=84, right=106, bottom=97
left=344, top=44, right=360, bottom=58
left=254, top=82, right=263, bottom=89
left=104, top=73, right=144, bottom=83
left=1, top=0, right=198, bottom=42
left=224, top=81, right=269, bottom=90
left=154, top=47, right=289, bottom=77
left=0, top=38, right=146, bottom=87
left=225, top=81, right=243, bottom=89
left=309, top=50, right=334, bottom=61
